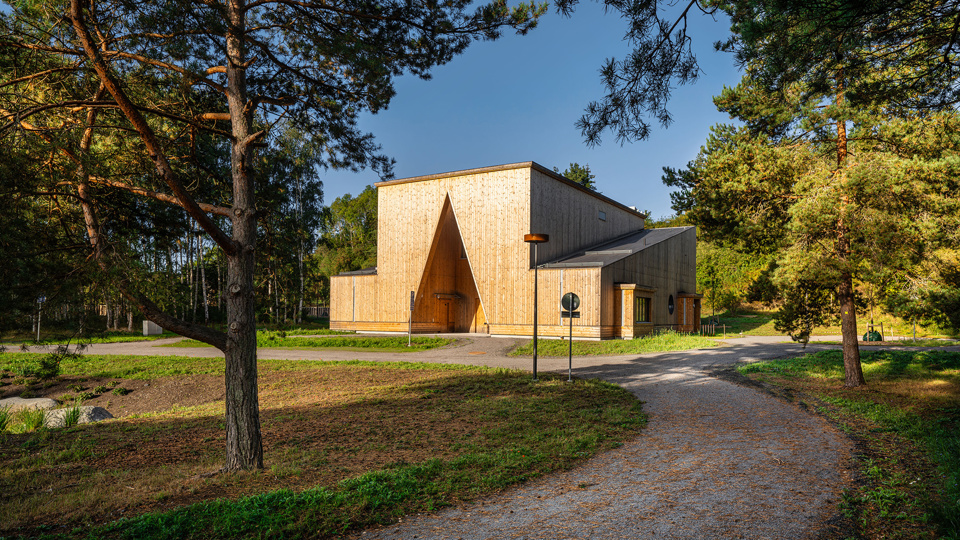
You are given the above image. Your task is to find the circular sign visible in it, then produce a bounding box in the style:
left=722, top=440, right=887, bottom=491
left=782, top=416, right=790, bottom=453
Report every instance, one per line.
left=561, top=292, right=580, bottom=312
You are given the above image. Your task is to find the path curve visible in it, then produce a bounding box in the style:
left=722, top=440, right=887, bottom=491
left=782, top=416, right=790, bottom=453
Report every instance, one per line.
left=58, top=336, right=855, bottom=538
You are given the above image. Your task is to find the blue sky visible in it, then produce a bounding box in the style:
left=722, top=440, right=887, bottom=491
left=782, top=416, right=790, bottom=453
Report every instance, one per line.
left=319, top=3, right=744, bottom=220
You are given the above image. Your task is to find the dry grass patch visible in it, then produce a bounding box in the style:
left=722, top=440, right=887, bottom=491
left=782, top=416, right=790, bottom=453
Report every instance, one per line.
left=0, top=359, right=645, bottom=539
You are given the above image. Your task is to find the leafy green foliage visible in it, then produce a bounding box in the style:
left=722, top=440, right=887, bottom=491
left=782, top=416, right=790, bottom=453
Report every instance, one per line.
left=774, top=280, right=835, bottom=346
left=312, top=186, right=378, bottom=302
left=723, top=0, right=960, bottom=115
left=666, top=29, right=960, bottom=384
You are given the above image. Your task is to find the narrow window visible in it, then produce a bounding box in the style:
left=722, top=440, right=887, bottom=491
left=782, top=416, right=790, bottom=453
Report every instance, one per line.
left=598, top=210, right=606, bottom=221
left=635, top=296, right=650, bottom=323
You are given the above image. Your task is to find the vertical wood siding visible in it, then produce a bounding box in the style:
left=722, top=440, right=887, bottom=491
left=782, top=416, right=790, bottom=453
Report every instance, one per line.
left=331, top=163, right=694, bottom=338
left=529, top=168, right=645, bottom=266
left=603, top=228, right=697, bottom=328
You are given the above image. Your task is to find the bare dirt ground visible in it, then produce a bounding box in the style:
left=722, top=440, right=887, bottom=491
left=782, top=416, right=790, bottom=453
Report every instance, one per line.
left=1, top=372, right=224, bottom=418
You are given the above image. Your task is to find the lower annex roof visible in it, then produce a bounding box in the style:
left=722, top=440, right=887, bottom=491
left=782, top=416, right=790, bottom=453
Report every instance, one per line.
left=541, top=226, right=694, bottom=268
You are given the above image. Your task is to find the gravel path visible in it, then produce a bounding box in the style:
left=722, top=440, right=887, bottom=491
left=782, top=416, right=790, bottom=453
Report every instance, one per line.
left=48, top=335, right=855, bottom=538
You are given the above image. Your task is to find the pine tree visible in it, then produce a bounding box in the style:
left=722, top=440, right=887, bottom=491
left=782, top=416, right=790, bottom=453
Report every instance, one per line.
left=1, top=0, right=546, bottom=471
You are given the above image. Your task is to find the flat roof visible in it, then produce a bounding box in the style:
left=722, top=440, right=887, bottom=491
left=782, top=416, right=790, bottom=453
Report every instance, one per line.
left=335, top=266, right=377, bottom=276
left=541, top=226, right=694, bottom=268
left=374, top=161, right=646, bottom=219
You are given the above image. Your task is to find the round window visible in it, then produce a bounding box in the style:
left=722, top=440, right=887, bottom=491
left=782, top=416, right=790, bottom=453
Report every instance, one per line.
left=668, top=294, right=675, bottom=315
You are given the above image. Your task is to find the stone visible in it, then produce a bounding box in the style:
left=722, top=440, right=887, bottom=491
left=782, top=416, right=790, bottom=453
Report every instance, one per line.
left=0, top=397, right=58, bottom=412
left=43, top=406, right=114, bottom=429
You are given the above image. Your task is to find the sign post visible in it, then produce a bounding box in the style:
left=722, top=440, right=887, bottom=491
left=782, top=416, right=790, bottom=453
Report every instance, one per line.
left=561, top=292, right=580, bottom=382
left=36, top=295, right=46, bottom=343
left=408, top=291, right=414, bottom=347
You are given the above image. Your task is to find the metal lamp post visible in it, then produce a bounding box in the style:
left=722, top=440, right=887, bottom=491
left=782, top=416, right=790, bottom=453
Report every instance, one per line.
left=523, top=233, right=549, bottom=381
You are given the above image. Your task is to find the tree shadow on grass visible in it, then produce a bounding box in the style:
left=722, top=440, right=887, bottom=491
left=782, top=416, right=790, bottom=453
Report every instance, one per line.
left=0, top=368, right=643, bottom=539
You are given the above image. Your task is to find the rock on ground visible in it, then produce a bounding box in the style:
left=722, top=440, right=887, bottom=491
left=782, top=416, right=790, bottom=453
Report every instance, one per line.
left=0, top=397, right=58, bottom=412
left=43, top=406, right=114, bottom=428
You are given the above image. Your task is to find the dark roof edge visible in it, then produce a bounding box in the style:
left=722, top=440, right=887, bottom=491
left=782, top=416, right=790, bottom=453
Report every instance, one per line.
left=334, top=266, right=377, bottom=277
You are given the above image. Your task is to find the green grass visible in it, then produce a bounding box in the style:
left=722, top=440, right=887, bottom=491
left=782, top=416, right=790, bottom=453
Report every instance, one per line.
left=0, top=353, right=226, bottom=379
left=738, top=349, right=960, bottom=538
left=703, top=308, right=956, bottom=339
left=164, top=335, right=452, bottom=352
left=510, top=331, right=718, bottom=356
left=3, top=330, right=180, bottom=346
left=1, top=359, right=646, bottom=539
left=815, top=338, right=960, bottom=347
left=703, top=310, right=780, bottom=336
left=4, top=407, right=47, bottom=434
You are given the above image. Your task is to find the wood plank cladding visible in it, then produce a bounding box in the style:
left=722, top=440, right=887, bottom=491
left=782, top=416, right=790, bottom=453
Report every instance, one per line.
left=529, top=167, right=645, bottom=266
left=604, top=227, right=697, bottom=329
left=330, top=162, right=697, bottom=339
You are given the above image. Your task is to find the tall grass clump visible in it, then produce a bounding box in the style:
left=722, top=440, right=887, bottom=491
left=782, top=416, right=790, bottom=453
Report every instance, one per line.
left=13, top=408, right=47, bottom=433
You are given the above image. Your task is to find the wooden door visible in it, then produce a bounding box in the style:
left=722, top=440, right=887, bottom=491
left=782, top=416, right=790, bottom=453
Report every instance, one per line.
left=439, top=299, right=454, bottom=332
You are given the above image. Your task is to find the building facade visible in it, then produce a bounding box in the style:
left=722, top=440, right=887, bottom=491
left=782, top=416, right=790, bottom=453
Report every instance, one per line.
left=330, top=162, right=700, bottom=339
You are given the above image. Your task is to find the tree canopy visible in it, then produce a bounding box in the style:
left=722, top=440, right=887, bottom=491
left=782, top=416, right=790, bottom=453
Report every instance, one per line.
left=1, top=0, right=546, bottom=470
left=566, top=0, right=960, bottom=145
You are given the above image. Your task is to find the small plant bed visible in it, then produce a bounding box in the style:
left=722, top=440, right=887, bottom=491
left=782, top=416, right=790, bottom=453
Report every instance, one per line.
left=510, top=331, right=718, bottom=357
left=737, top=350, right=960, bottom=539
left=0, top=357, right=645, bottom=539
left=164, top=334, right=452, bottom=352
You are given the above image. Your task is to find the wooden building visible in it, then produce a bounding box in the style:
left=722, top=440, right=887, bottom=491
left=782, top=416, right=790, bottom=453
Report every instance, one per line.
left=330, top=162, right=700, bottom=339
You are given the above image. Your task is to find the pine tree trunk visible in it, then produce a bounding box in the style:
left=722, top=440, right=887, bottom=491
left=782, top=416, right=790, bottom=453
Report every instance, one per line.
left=837, top=248, right=865, bottom=387
left=835, top=71, right=865, bottom=388
left=222, top=0, right=263, bottom=470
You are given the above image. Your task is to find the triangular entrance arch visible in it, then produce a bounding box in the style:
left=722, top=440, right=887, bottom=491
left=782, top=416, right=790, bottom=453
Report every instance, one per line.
left=413, top=195, right=486, bottom=333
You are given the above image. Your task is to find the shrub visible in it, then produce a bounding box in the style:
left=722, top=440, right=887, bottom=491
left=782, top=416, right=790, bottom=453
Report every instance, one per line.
left=111, top=387, right=131, bottom=396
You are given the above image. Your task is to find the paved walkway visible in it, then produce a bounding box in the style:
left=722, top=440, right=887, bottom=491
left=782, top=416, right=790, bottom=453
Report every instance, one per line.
left=37, top=335, right=857, bottom=538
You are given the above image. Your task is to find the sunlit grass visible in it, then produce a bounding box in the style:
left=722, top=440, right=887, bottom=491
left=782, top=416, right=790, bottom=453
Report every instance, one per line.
left=1, top=360, right=646, bottom=539
left=739, top=349, right=960, bottom=538
left=511, top=331, right=718, bottom=356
